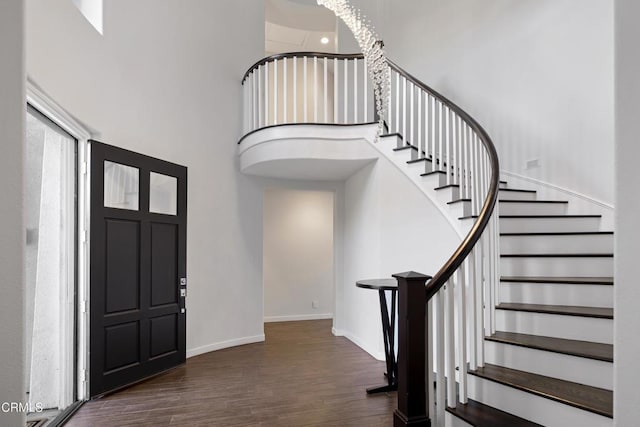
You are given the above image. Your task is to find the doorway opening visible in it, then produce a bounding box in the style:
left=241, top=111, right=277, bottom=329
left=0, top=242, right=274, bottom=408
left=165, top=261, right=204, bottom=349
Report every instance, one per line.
left=263, top=188, right=335, bottom=326
left=25, top=105, right=78, bottom=424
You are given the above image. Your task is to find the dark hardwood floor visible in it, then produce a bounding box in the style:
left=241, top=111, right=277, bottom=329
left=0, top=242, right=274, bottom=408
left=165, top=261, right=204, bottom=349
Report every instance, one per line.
left=66, top=320, right=395, bottom=426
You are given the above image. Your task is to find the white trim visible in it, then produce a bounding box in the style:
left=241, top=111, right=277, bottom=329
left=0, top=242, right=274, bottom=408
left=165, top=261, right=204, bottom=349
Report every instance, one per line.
left=26, top=79, right=94, bottom=402
left=26, top=79, right=94, bottom=141
left=332, top=328, right=385, bottom=361
left=501, top=170, right=614, bottom=211
left=264, top=313, right=334, bottom=323
left=186, top=334, right=266, bottom=359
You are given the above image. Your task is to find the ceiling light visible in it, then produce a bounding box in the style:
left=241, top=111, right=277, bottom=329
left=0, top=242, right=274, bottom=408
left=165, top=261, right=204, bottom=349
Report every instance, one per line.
left=320, top=36, right=330, bottom=44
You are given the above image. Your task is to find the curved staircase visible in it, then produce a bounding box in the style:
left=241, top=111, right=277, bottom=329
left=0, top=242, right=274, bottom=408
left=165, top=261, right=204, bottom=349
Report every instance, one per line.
left=238, top=51, right=614, bottom=426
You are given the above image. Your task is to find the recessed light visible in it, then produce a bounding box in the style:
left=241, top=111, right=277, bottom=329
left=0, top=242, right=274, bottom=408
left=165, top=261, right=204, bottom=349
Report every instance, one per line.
left=320, top=36, right=330, bottom=45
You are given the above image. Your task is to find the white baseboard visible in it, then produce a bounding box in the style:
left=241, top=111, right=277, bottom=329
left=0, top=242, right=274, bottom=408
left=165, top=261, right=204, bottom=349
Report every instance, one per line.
left=186, top=334, right=265, bottom=359
left=332, top=327, right=385, bottom=361
left=263, top=313, right=333, bottom=323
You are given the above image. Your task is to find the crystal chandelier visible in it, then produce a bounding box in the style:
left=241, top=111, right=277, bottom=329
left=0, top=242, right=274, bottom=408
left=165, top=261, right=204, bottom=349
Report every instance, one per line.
left=317, top=0, right=390, bottom=138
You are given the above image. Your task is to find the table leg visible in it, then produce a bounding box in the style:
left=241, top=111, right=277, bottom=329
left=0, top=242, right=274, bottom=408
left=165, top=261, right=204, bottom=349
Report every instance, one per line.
left=366, top=289, right=398, bottom=394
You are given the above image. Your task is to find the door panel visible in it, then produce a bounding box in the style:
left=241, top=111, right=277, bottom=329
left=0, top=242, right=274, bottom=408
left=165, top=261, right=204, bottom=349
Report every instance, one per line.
left=90, top=141, right=187, bottom=397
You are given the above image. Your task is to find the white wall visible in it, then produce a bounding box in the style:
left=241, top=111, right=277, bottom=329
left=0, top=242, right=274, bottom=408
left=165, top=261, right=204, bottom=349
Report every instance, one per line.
left=0, top=0, right=25, bottom=424
left=26, top=0, right=267, bottom=357
left=342, top=0, right=614, bottom=206
left=614, top=0, right=640, bottom=424
left=263, top=188, right=334, bottom=322
left=337, top=155, right=459, bottom=359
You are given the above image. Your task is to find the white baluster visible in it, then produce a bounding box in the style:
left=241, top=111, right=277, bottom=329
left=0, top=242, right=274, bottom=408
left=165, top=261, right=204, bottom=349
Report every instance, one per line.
left=344, top=59, right=348, bottom=123
left=431, top=95, right=436, bottom=167
left=334, top=58, right=338, bottom=123
left=273, top=58, right=278, bottom=125
left=435, top=291, right=446, bottom=425
left=438, top=101, right=444, bottom=172
left=427, top=299, right=435, bottom=425
left=456, top=263, right=468, bottom=404
left=313, top=56, right=318, bottom=122
left=324, top=57, right=328, bottom=123
left=354, top=58, right=358, bottom=122
left=410, top=82, right=415, bottom=153
left=418, top=89, right=423, bottom=160
left=252, top=71, right=257, bottom=130
left=283, top=58, right=288, bottom=124
left=303, top=56, right=308, bottom=122
left=468, top=249, right=478, bottom=371
left=402, top=76, right=407, bottom=148
left=452, top=112, right=458, bottom=188
left=363, top=60, right=368, bottom=122
left=445, top=280, right=456, bottom=408
left=264, top=64, right=269, bottom=126
left=395, top=72, right=400, bottom=134
left=445, top=107, right=451, bottom=184
left=293, top=56, right=298, bottom=123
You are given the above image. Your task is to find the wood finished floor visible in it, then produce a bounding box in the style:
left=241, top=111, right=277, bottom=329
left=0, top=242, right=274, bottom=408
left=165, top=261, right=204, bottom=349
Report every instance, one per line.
left=66, top=320, right=395, bottom=426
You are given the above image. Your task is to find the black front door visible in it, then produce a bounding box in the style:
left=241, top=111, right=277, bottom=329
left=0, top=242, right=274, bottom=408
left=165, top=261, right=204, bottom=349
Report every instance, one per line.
left=89, top=141, right=187, bottom=397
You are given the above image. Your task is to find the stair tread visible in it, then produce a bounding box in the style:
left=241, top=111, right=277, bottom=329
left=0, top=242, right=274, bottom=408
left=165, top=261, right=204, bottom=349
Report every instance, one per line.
left=446, top=398, right=543, bottom=427
left=448, top=198, right=472, bottom=204
left=393, top=144, right=418, bottom=152
left=500, top=276, right=613, bottom=285
left=496, top=303, right=613, bottom=319
left=421, top=170, right=446, bottom=177
left=406, top=157, right=432, bottom=164
left=500, top=188, right=536, bottom=193
left=487, top=331, right=613, bottom=362
left=501, top=253, right=613, bottom=258
left=469, top=364, right=613, bottom=418
left=499, top=199, right=568, bottom=204
left=501, top=231, right=613, bottom=236
left=461, top=214, right=602, bottom=219
left=435, top=184, right=460, bottom=190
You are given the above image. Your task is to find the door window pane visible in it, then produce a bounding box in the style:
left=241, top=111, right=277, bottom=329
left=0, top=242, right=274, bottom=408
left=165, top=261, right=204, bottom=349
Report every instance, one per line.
left=149, top=172, right=177, bottom=215
left=104, top=161, right=139, bottom=210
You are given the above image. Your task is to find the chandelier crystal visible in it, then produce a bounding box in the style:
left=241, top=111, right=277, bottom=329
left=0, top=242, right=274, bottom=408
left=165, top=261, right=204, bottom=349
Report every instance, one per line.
left=317, top=0, right=390, bottom=138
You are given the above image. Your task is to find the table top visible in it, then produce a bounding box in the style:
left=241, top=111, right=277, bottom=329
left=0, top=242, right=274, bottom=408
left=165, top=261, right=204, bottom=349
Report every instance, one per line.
left=356, top=278, right=398, bottom=291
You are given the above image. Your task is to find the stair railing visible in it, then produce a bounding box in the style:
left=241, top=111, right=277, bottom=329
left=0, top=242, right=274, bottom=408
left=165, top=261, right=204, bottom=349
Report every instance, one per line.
left=241, top=52, right=500, bottom=427
left=384, top=59, right=500, bottom=426
left=242, top=52, right=373, bottom=136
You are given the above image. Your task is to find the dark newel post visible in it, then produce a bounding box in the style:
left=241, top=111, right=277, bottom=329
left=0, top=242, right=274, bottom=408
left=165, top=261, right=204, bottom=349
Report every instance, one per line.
left=393, top=271, right=430, bottom=427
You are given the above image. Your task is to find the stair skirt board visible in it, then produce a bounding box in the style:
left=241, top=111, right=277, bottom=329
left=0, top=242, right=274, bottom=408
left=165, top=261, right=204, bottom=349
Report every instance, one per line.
left=498, top=216, right=602, bottom=233
left=467, top=375, right=613, bottom=427
left=499, top=282, right=613, bottom=308
left=495, top=309, right=613, bottom=344
left=498, top=201, right=568, bottom=216
left=500, top=233, right=614, bottom=254
left=500, top=255, right=613, bottom=277
left=483, top=340, right=612, bottom=389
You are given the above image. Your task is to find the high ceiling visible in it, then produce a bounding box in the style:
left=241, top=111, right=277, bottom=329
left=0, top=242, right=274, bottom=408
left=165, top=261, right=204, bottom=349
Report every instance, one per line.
left=265, top=0, right=337, bottom=55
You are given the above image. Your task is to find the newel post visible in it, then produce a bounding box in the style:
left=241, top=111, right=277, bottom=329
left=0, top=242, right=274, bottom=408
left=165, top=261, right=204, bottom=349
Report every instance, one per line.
left=392, top=271, right=431, bottom=427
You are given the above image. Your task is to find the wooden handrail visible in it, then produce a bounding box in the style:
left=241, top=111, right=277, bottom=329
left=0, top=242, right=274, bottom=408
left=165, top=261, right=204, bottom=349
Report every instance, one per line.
left=386, top=58, right=500, bottom=300
left=242, top=51, right=364, bottom=84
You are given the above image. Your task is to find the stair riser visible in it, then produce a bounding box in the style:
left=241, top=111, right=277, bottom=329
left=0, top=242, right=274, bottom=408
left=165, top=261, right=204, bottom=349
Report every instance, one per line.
left=500, top=257, right=613, bottom=277
left=499, top=217, right=601, bottom=233
left=498, top=202, right=567, bottom=216
left=405, top=160, right=430, bottom=176
left=495, top=310, right=613, bottom=344
left=448, top=201, right=471, bottom=218
left=484, top=340, right=612, bottom=389
left=500, top=234, right=614, bottom=254
left=499, top=190, right=536, bottom=201
left=467, top=376, right=613, bottom=427
left=499, top=283, right=613, bottom=308
left=421, top=173, right=448, bottom=190
left=433, top=186, right=460, bottom=203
